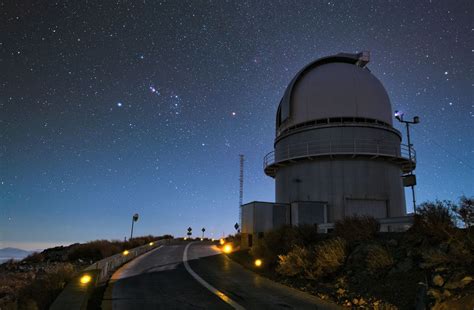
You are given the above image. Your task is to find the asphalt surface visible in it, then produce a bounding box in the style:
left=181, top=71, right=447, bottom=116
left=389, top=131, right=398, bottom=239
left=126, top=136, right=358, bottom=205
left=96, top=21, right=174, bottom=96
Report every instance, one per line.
left=101, top=241, right=339, bottom=310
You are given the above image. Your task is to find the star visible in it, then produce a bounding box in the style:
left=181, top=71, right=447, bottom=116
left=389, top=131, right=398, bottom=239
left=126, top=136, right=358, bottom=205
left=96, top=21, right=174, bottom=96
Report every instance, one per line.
left=117, top=102, right=123, bottom=107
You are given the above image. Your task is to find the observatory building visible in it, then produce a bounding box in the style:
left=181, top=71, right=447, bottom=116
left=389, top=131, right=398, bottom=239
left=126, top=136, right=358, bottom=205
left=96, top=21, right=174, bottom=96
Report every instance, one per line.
left=241, top=52, right=415, bottom=248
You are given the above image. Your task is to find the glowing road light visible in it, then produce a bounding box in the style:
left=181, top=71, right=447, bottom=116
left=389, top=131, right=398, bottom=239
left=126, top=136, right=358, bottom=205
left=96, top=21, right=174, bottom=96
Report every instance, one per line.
left=223, top=244, right=232, bottom=254
left=123, top=250, right=129, bottom=256
left=219, top=239, right=225, bottom=245
left=200, top=238, right=204, bottom=241
left=254, top=259, right=262, bottom=267
left=149, top=242, right=154, bottom=246
left=184, top=237, right=187, bottom=240
left=80, top=275, right=92, bottom=284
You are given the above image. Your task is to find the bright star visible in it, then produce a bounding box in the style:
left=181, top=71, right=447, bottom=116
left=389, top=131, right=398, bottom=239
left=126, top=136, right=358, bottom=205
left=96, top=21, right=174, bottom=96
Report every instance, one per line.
left=117, top=102, right=123, bottom=107
left=232, top=112, right=236, bottom=116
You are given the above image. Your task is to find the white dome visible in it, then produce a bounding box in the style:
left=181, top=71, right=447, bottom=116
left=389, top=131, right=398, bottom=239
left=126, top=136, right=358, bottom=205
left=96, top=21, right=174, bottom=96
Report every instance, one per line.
left=277, top=53, right=393, bottom=134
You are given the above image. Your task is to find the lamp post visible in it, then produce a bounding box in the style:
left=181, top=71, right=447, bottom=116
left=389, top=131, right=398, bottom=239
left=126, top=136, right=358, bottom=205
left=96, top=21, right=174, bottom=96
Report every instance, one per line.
left=130, top=213, right=139, bottom=240
left=394, top=110, right=419, bottom=213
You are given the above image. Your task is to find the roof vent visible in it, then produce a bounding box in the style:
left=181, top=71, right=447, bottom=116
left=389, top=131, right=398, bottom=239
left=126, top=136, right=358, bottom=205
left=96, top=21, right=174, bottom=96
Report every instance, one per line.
left=356, top=51, right=370, bottom=67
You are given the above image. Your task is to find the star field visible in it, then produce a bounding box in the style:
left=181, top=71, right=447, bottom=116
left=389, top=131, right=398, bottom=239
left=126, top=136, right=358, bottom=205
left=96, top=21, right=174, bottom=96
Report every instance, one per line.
left=0, top=1, right=472, bottom=249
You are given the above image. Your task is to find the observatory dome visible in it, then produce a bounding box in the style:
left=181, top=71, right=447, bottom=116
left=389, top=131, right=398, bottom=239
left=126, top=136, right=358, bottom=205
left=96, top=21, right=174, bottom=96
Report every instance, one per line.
left=276, top=53, right=393, bottom=134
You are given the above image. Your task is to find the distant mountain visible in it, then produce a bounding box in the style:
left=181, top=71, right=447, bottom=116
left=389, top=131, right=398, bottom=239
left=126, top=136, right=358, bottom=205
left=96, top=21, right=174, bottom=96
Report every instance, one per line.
left=0, top=247, right=33, bottom=263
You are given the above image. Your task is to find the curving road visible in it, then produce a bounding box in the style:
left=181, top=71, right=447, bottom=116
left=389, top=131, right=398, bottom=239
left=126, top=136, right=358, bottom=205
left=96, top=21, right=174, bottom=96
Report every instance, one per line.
left=101, top=241, right=339, bottom=309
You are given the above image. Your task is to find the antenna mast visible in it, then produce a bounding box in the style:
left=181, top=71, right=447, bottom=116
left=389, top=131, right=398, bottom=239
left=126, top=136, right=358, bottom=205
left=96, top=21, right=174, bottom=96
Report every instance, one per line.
left=239, top=154, right=244, bottom=228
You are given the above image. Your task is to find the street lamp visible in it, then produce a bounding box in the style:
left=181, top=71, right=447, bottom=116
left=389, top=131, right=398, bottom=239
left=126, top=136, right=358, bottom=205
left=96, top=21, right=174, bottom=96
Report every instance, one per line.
left=130, top=213, right=139, bottom=240
left=394, top=110, right=419, bottom=213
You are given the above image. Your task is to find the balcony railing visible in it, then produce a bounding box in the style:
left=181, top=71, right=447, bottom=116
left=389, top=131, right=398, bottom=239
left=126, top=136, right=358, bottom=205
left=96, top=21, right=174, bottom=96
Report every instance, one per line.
left=264, top=139, right=416, bottom=175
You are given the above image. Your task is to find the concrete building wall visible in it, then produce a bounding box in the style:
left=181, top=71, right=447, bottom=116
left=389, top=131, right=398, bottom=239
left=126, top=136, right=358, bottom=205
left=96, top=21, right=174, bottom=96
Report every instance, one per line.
left=275, top=159, right=406, bottom=222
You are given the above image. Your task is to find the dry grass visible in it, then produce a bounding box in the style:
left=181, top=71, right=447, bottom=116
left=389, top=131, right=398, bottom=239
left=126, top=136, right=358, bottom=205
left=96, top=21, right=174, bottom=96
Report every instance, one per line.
left=1, top=234, right=173, bottom=309
left=276, top=245, right=311, bottom=277
left=365, top=244, right=394, bottom=274
left=276, top=237, right=347, bottom=280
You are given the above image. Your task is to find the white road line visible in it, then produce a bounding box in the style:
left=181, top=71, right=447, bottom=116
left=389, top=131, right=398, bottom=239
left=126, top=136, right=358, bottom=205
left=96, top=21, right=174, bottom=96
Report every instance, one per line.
left=183, top=242, right=245, bottom=310
left=111, top=245, right=164, bottom=280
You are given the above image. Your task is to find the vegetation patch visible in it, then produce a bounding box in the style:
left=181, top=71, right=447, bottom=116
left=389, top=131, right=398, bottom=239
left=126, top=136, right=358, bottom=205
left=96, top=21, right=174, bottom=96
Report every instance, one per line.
left=229, top=196, right=474, bottom=309
left=0, top=235, right=172, bottom=309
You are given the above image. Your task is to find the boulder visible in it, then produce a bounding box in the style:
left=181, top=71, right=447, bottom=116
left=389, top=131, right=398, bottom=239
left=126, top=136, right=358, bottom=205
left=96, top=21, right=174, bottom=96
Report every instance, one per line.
left=432, top=274, right=445, bottom=287
left=444, top=275, right=473, bottom=290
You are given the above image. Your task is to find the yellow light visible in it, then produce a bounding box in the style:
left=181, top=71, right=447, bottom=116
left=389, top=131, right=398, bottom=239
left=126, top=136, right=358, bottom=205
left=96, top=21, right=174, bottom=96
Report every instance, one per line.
left=254, top=259, right=262, bottom=267
left=223, top=244, right=232, bottom=254
left=200, top=238, right=203, bottom=241
left=149, top=242, right=154, bottom=246
left=184, top=237, right=187, bottom=240
left=80, top=274, right=92, bottom=284
left=219, top=239, right=225, bottom=245
left=123, top=250, right=129, bottom=256
left=211, top=238, right=215, bottom=242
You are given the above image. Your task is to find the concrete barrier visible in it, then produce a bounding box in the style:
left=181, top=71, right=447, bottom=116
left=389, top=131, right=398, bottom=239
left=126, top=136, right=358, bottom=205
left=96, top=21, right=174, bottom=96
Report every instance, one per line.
left=50, top=239, right=171, bottom=310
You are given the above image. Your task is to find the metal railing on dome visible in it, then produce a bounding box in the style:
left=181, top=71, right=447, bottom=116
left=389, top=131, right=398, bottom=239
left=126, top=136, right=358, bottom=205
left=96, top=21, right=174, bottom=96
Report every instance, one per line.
left=263, top=139, right=416, bottom=169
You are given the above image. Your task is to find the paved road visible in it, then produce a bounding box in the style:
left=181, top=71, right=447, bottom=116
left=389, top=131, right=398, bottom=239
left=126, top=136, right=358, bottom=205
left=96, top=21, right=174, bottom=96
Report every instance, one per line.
left=102, top=241, right=339, bottom=310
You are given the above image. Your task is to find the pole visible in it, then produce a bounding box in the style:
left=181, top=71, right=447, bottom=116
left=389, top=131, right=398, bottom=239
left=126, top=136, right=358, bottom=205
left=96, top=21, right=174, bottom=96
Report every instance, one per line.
left=130, top=218, right=134, bottom=240
left=406, top=122, right=416, bottom=214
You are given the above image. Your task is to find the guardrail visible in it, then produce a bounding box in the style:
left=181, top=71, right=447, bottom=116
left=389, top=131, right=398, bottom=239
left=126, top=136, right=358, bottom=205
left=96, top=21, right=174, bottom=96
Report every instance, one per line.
left=264, top=139, right=416, bottom=170
left=50, top=238, right=171, bottom=310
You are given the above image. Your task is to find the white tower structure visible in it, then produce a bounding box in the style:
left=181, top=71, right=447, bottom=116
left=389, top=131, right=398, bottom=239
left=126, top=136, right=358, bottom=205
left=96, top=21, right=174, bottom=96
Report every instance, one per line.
left=263, top=52, right=415, bottom=228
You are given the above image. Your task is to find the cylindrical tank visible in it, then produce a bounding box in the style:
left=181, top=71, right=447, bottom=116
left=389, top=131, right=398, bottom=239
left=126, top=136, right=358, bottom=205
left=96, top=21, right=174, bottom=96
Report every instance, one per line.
left=264, top=52, right=415, bottom=223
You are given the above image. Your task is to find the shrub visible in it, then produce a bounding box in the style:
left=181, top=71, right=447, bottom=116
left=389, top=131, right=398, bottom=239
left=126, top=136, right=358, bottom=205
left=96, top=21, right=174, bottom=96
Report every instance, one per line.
left=365, top=244, right=394, bottom=274
left=17, top=263, right=76, bottom=309
left=67, top=240, right=121, bottom=262
left=334, top=216, right=380, bottom=242
left=294, top=224, right=320, bottom=246
left=276, top=245, right=312, bottom=277
left=420, top=248, right=450, bottom=269
left=277, top=237, right=347, bottom=280
left=455, top=195, right=474, bottom=229
left=309, top=237, right=347, bottom=279
left=23, top=252, right=45, bottom=263
left=410, top=200, right=456, bottom=243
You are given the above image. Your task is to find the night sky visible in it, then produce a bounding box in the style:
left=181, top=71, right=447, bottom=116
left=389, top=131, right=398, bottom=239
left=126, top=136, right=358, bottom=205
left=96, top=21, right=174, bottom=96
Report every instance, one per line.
left=1, top=1, right=472, bottom=250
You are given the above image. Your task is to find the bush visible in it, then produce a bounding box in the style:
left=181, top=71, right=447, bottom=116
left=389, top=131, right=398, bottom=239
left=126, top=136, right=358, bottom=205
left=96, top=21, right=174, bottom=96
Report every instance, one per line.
left=365, top=244, right=394, bottom=274
left=293, top=224, right=320, bottom=246
left=277, top=237, right=347, bottom=280
left=23, top=252, right=45, bottom=263
left=276, top=245, right=311, bottom=277
left=334, top=216, right=380, bottom=242
left=17, top=263, right=76, bottom=309
left=67, top=240, right=121, bottom=262
left=455, top=195, right=474, bottom=229
left=66, top=235, right=172, bottom=262
left=309, top=237, right=347, bottom=279
left=410, top=200, right=456, bottom=243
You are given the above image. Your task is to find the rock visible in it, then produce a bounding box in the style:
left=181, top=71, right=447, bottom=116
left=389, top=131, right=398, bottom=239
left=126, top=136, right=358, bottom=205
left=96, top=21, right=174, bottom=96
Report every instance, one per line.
left=358, top=297, right=366, bottom=305
left=442, top=289, right=451, bottom=298
left=444, top=274, right=473, bottom=289
left=337, top=288, right=346, bottom=295
left=428, top=288, right=442, bottom=301
left=432, top=274, right=445, bottom=287
left=431, top=292, right=474, bottom=310
left=352, top=298, right=359, bottom=305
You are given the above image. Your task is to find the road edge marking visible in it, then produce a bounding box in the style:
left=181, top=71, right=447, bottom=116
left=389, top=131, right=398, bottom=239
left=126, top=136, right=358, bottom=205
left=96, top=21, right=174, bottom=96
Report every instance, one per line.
left=183, top=242, right=245, bottom=310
